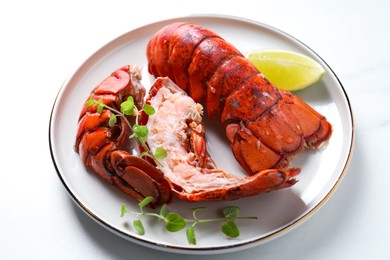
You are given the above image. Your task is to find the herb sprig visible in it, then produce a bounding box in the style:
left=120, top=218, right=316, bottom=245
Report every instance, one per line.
left=86, top=96, right=167, bottom=165
left=87, top=97, right=258, bottom=245
left=121, top=196, right=258, bottom=245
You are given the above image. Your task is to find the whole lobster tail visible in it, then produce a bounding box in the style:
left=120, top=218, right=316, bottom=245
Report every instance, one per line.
left=146, top=23, right=332, bottom=175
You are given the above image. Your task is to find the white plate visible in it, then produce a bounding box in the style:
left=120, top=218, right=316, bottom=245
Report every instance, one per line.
left=49, top=15, right=354, bottom=254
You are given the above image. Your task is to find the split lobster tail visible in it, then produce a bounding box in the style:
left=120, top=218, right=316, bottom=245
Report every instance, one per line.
left=143, top=77, right=301, bottom=202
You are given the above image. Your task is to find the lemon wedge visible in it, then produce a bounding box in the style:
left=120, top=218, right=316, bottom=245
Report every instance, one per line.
left=245, top=49, right=326, bottom=91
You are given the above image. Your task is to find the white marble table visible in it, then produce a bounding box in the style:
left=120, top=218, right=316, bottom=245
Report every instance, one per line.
left=1, top=0, right=389, bottom=259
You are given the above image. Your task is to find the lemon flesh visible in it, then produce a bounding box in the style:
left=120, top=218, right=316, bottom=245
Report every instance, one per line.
left=245, top=49, right=325, bottom=92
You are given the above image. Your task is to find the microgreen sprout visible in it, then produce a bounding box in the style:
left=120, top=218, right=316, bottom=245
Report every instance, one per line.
left=121, top=197, right=258, bottom=245
left=86, top=96, right=166, bottom=166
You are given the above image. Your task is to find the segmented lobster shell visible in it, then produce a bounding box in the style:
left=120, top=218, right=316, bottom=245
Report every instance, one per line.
left=146, top=22, right=332, bottom=174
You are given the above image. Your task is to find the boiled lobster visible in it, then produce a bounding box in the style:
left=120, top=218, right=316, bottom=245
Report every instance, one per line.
left=75, top=23, right=332, bottom=207
left=146, top=22, right=332, bottom=176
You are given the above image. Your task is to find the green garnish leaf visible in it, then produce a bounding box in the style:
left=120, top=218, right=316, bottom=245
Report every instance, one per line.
left=137, top=135, right=148, bottom=144
left=186, top=226, right=196, bottom=245
left=221, top=220, right=240, bottom=238
left=154, top=147, right=167, bottom=159
left=108, top=114, right=117, bottom=127
left=165, top=213, right=186, bottom=232
left=133, top=219, right=145, bottom=235
left=91, top=95, right=164, bottom=168
left=133, top=125, right=149, bottom=138
left=223, top=206, right=240, bottom=219
left=120, top=199, right=256, bottom=245
left=97, top=104, right=104, bottom=114
left=160, top=204, right=168, bottom=218
left=86, top=99, right=94, bottom=107
left=120, top=96, right=135, bottom=115
left=143, top=104, right=155, bottom=116
left=120, top=203, right=127, bottom=217
left=138, top=196, right=154, bottom=208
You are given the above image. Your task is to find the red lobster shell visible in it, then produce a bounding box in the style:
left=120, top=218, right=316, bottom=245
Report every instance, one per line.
left=146, top=22, right=332, bottom=175
left=74, top=65, right=171, bottom=207
left=74, top=23, right=332, bottom=207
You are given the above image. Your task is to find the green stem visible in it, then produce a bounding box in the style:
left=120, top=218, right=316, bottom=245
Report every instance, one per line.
left=91, top=100, right=163, bottom=167
left=134, top=211, right=165, bottom=220
left=184, top=216, right=258, bottom=224
left=131, top=211, right=257, bottom=224
left=137, top=137, right=164, bottom=167
left=98, top=103, right=135, bottom=132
